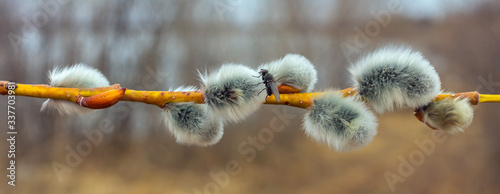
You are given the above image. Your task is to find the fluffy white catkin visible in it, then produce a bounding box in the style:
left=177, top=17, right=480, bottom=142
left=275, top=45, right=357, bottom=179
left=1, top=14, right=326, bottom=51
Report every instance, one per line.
left=41, top=63, right=110, bottom=115
left=163, top=86, right=224, bottom=146
left=349, top=46, right=441, bottom=113
left=421, top=97, right=474, bottom=134
left=303, top=90, right=378, bottom=152
left=200, top=64, right=266, bottom=123
left=259, top=54, right=318, bottom=92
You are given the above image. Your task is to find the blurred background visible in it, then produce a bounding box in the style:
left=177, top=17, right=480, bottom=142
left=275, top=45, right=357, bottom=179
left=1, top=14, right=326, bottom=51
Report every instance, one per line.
left=1, top=0, right=500, bottom=193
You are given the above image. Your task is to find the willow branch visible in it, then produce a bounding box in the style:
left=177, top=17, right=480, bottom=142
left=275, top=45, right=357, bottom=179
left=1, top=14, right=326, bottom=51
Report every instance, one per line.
left=1, top=81, right=499, bottom=110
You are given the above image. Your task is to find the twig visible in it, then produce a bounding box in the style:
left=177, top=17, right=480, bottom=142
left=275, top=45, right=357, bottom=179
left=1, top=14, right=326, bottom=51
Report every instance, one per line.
left=1, top=80, right=498, bottom=110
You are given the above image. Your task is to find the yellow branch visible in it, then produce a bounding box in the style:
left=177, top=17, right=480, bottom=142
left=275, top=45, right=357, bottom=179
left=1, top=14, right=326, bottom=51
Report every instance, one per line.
left=478, top=94, right=500, bottom=103
left=122, top=89, right=204, bottom=108
left=433, top=91, right=480, bottom=105
left=0, top=81, right=121, bottom=103
left=1, top=81, right=499, bottom=110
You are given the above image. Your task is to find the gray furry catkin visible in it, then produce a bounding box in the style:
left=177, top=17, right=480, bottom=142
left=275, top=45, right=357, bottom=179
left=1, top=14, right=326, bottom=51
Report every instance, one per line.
left=163, top=86, right=224, bottom=146
left=420, top=97, right=474, bottom=134
left=303, top=90, right=378, bottom=152
left=200, top=64, right=266, bottom=123
left=259, top=54, right=318, bottom=92
left=349, top=46, right=441, bottom=113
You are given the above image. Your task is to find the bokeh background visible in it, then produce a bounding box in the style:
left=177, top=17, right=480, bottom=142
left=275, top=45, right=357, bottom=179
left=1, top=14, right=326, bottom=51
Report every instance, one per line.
left=1, top=0, right=500, bottom=193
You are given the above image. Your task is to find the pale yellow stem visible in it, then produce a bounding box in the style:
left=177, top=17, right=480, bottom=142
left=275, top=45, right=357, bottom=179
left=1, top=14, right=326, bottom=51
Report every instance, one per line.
left=478, top=94, right=500, bottom=103
left=0, top=81, right=121, bottom=103
left=1, top=81, right=499, bottom=110
left=121, top=89, right=204, bottom=108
